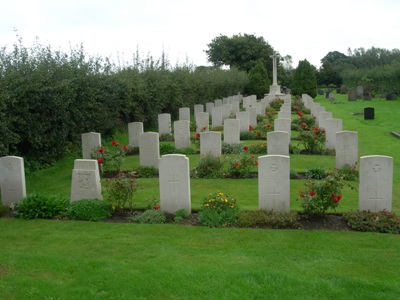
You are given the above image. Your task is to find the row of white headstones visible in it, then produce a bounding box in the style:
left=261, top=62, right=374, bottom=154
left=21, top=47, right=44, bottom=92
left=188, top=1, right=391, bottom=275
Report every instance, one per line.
left=0, top=94, right=393, bottom=214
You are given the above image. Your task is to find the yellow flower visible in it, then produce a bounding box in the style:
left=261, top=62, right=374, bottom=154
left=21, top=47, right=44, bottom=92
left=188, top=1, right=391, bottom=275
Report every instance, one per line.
left=204, top=203, right=209, bottom=207
left=230, top=204, right=235, bottom=208
left=218, top=192, right=224, bottom=196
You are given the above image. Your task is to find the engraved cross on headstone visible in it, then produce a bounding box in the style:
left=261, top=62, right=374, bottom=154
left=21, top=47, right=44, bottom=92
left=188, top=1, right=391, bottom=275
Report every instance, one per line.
left=268, top=185, right=281, bottom=205
left=168, top=173, right=180, bottom=200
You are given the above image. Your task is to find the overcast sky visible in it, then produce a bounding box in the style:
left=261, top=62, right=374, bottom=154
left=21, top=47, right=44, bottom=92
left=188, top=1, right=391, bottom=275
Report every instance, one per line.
left=1, top=0, right=399, bottom=69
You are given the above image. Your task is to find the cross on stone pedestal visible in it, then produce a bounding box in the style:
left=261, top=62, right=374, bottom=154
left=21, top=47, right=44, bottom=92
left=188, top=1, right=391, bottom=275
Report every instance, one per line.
left=270, top=52, right=280, bottom=86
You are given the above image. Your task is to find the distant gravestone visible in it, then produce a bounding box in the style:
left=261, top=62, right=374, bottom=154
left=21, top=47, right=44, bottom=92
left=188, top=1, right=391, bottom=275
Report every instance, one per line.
left=0, top=156, right=26, bottom=206
left=359, top=155, right=393, bottom=212
left=200, top=131, right=221, bottom=156
left=231, top=100, right=240, bottom=115
left=195, top=112, right=209, bottom=133
left=82, top=132, right=101, bottom=159
left=159, top=154, right=191, bottom=214
left=236, top=111, right=250, bottom=133
left=247, top=106, right=258, bottom=127
left=174, top=120, right=190, bottom=149
left=348, top=88, right=357, bottom=101
left=258, top=155, right=290, bottom=212
left=274, top=118, right=291, bottom=144
left=325, top=118, right=343, bottom=150
left=128, top=122, right=143, bottom=148
left=214, top=99, right=223, bottom=107
left=139, top=132, right=160, bottom=169
left=335, top=131, right=358, bottom=169
left=318, top=111, right=333, bottom=130
left=340, top=85, right=348, bottom=94
left=224, top=119, right=240, bottom=145
left=364, top=107, right=374, bottom=120
left=356, top=86, right=364, bottom=99
left=222, top=104, right=232, bottom=119
left=70, top=159, right=102, bottom=201
left=158, top=113, right=171, bottom=136
left=211, top=106, right=223, bottom=129
left=267, top=131, right=289, bottom=156
left=179, top=107, right=190, bottom=121
left=194, top=104, right=204, bottom=121
left=329, top=92, right=335, bottom=101
left=206, top=102, right=214, bottom=114
left=386, top=93, right=397, bottom=100
left=363, top=91, right=372, bottom=100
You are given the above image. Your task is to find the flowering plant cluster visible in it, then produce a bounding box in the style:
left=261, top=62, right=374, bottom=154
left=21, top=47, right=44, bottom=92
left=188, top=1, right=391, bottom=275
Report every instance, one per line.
left=103, top=171, right=137, bottom=211
left=190, top=126, right=207, bottom=149
left=199, top=191, right=240, bottom=227
left=92, top=140, right=129, bottom=174
left=252, top=120, right=273, bottom=139
left=227, top=145, right=258, bottom=178
left=297, top=116, right=326, bottom=153
left=247, top=141, right=267, bottom=154
left=297, top=170, right=353, bottom=216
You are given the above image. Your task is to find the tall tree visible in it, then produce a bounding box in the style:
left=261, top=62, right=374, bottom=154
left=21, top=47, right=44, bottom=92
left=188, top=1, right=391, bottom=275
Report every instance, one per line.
left=245, top=61, right=270, bottom=98
left=205, top=33, right=274, bottom=75
left=291, top=59, right=317, bottom=98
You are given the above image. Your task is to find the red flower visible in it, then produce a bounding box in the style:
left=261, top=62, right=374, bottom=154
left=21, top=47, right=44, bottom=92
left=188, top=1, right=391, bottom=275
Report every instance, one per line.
left=301, top=123, right=307, bottom=128
left=97, top=158, right=104, bottom=164
left=195, top=133, right=200, bottom=139
left=254, top=161, right=259, bottom=166
left=243, top=145, right=249, bottom=151
left=257, top=133, right=261, bottom=137
left=331, top=193, right=336, bottom=199
left=267, top=124, right=271, bottom=129
left=297, top=112, right=304, bottom=117
left=123, top=145, right=129, bottom=151
left=98, top=147, right=104, bottom=153
left=112, top=140, right=119, bottom=146
left=235, top=162, right=240, bottom=167
left=299, top=190, right=305, bottom=198
left=313, top=127, right=319, bottom=132
left=249, top=125, right=253, bottom=131
left=154, top=205, right=160, bottom=210
left=202, top=126, right=207, bottom=131
left=338, top=194, right=342, bottom=200
left=310, top=191, right=315, bottom=196
left=333, top=198, right=340, bottom=203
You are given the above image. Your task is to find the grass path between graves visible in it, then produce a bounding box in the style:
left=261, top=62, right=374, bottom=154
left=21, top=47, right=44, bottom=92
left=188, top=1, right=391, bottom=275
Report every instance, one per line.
left=1, top=218, right=400, bottom=299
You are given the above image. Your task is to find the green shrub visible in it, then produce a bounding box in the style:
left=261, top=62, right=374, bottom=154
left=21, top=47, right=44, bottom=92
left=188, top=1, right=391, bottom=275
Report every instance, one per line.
left=297, top=126, right=326, bottom=154
left=191, top=155, right=226, bottom=179
left=226, top=152, right=257, bottom=178
left=159, top=134, right=174, bottom=142
left=130, top=209, right=167, bottom=224
left=159, top=142, right=176, bottom=155
left=103, top=172, right=137, bottom=211
left=14, top=193, right=69, bottom=219
left=236, top=210, right=300, bottom=229
left=67, top=199, right=112, bottom=221
left=337, top=164, right=359, bottom=181
left=199, top=192, right=240, bottom=227
left=91, top=140, right=129, bottom=174
left=269, top=99, right=283, bottom=110
left=240, top=131, right=258, bottom=140
left=247, top=141, right=267, bottom=154
left=290, top=169, right=299, bottom=179
left=343, top=210, right=400, bottom=234
left=222, top=143, right=244, bottom=154
left=136, top=166, right=159, bottom=178
left=174, top=209, right=191, bottom=223
left=305, top=167, right=327, bottom=179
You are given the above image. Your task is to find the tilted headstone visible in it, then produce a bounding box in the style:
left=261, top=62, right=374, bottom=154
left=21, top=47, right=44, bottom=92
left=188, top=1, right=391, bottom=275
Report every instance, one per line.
left=223, top=119, right=240, bottom=145
left=325, top=118, right=343, bottom=150
left=70, top=159, right=102, bottom=201
left=159, top=154, right=191, bottom=214
left=0, top=156, right=26, bottom=206
left=236, top=111, right=250, bottom=133
left=174, top=120, right=190, bottom=149
left=211, top=106, right=223, bottom=129
left=195, top=112, right=209, bottom=133
left=128, top=122, right=143, bottom=148
left=386, top=93, right=397, bottom=100
left=200, top=131, right=221, bottom=156
left=258, top=155, right=290, bottom=212
left=179, top=107, right=190, bottom=121
left=139, top=132, right=160, bottom=169
left=335, top=131, right=358, bottom=169
left=359, top=155, right=393, bottom=212
left=348, top=88, right=357, bottom=101
left=267, top=131, right=289, bottom=156
left=82, top=132, right=101, bottom=159
left=158, top=113, right=171, bottom=136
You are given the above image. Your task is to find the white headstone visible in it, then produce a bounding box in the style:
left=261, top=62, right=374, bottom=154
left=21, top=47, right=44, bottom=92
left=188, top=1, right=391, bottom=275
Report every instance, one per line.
left=236, top=111, right=250, bottom=133
left=214, top=99, right=223, bottom=107
left=206, top=102, right=215, bottom=114
left=174, top=120, right=190, bottom=149
left=359, top=155, right=393, bottom=212
left=211, top=106, right=223, bottom=129
left=159, top=154, right=191, bottom=214
left=335, top=131, right=358, bottom=169
left=325, top=118, right=343, bottom=150
left=200, top=131, right=221, bottom=156
left=278, top=110, right=291, bottom=119
left=274, top=118, right=291, bottom=144
left=246, top=106, right=258, bottom=127
left=318, top=112, right=333, bottom=130
left=258, top=155, right=290, bottom=212
left=128, top=122, right=143, bottom=148
left=139, top=132, right=160, bottom=169
left=82, top=132, right=101, bottom=159
left=267, top=131, right=289, bottom=156
left=224, top=119, right=240, bottom=145
left=222, top=104, right=232, bottom=119
left=70, top=159, right=102, bottom=201
left=179, top=107, right=190, bottom=121
left=194, top=104, right=204, bottom=121
left=0, top=156, right=26, bottom=206
left=195, top=112, right=209, bottom=133
left=158, top=113, right=171, bottom=136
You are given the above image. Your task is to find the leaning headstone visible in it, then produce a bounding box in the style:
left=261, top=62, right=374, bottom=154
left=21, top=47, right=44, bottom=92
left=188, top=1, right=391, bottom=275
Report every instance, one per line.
left=325, top=118, right=343, bottom=150
left=159, top=154, right=191, bottom=214
left=0, top=156, right=26, bottom=206
left=335, top=131, right=358, bottom=169
left=359, top=155, right=393, bottom=212
left=236, top=111, right=250, bottom=132
left=267, top=131, right=289, bottom=156
left=348, top=88, right=357, bottom=101
left=223, top=119, right=240, bottom=145
left=82, top=132, right=101, bottom=159
left=258, top=155, right=290, bottom=212
left=174, top=120, right=190, bottom=149
left=128, top=122, right=143, bottom=148
left=70, top=159, right=102, bottom=201
left=158, top=113, right=171, bottom=136
left=179, top=107, right=190, bottom=121
left=200, top=131, right=221, bottom=156
left=356, top=86, right=364, bottom=99
left=195, top=112, right=209, bottom=133
left=211, top=106, right=223, bottom=129
left=139, top=132, right=160, bottom=169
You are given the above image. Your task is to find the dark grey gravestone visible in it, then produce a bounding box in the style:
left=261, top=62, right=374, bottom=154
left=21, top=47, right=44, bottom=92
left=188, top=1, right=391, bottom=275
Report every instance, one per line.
left=356, top=86, right=364, bottom=99
left=363, top=92, right=372, bottom=100
left=340, top=85, right=348, bottom=94
left=364, top=107, right=374, bottom=120
left=348, top=88, right=357, bottom=101
left=386, top=93, right=397, bottom=100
